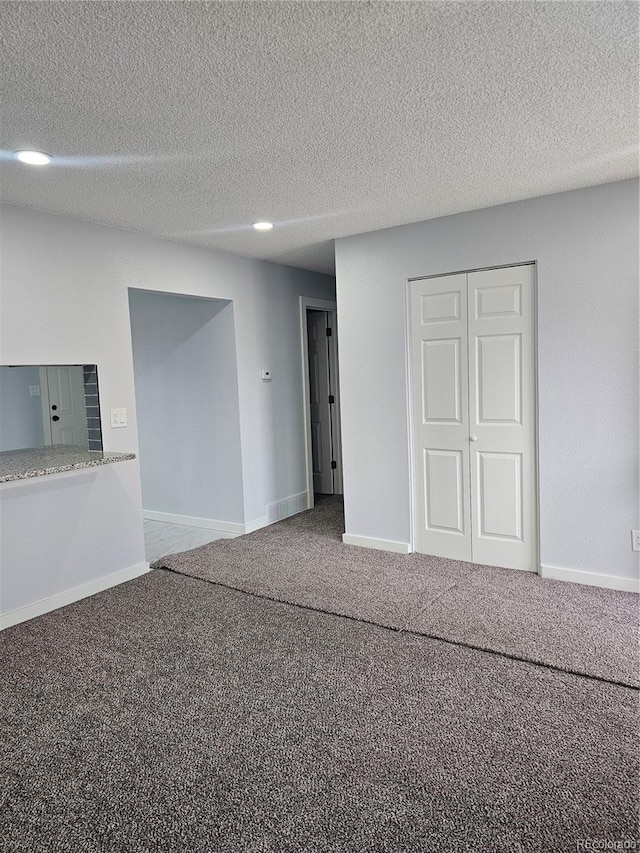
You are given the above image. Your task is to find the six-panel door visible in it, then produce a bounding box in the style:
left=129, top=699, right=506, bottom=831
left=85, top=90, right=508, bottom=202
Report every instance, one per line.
left=410, top=265, right=536, bottom=571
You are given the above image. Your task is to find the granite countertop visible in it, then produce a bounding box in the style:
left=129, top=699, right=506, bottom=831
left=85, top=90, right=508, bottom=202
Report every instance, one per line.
left=0, top=445, right=136, bottom=483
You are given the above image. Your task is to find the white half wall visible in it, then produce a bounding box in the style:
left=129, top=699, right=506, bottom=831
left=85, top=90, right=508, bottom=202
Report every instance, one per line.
left=0, top=461, right=148, bottom=620
left=335, top=179, right=639, bottom=585
left=129, top=290, right=244, bottom=524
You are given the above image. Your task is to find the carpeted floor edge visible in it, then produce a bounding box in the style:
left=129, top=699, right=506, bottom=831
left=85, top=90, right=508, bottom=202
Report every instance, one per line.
left=155, top=566, right=640, bottom=691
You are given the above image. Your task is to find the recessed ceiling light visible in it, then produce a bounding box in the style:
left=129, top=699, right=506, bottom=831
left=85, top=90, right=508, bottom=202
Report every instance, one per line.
left=14, top=150, right=51, bottom=166
left=252, top=221, right=274, bottom=231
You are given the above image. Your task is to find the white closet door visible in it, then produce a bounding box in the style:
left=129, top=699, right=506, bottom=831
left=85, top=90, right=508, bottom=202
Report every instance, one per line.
left=410, top=273, right=472, bottom=561
left=410, top=264, right=537, bottom=571
left=468, top=265, right=536, bottom=570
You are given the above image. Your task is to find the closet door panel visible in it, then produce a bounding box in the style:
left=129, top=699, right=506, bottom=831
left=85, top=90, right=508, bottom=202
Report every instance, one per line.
left=468, top=265, right=536, bottom=571
left=410, top=274, right=472, bottom=561
left=476, top=451, right=524, bottom=541
left=475, top=334, right=522, bottom=425
left=423, top=448, right=465, bottom=534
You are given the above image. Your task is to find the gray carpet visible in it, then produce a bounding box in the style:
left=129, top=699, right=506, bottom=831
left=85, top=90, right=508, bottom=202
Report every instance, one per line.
left=1, top=571, right=638, bottom=852
left=156, top=498, right=640, bottom=688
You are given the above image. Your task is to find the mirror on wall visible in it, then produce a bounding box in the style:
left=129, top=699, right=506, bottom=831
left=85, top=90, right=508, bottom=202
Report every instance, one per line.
left=0, top=365, right=103, bottom=453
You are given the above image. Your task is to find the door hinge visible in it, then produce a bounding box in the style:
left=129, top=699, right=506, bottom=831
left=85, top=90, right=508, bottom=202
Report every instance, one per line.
left=331, top=460, right=337, bottom=470
left=326, top=327, right=332, bottom=337
left=328, top=394, right=335, bottom=405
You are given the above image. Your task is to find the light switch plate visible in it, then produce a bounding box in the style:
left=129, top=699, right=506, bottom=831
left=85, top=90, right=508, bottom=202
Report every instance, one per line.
left=29, top=385, right=40, bottom=396
left=110, top=407, right=127, bottom=428
left=261, top=369, right=272, bottom=381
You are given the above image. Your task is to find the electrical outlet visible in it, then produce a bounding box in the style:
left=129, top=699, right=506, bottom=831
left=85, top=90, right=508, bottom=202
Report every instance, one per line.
left=632, top=531, right=640, bottom=552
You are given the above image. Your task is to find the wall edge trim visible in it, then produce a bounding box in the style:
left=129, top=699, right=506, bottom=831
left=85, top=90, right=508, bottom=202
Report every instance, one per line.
left=0, top=561, right=151, bottom=630
left=143, top=511, right=245, bottom=535
left=342, top=533, right=411, bottom=554
left=539, top=563, right=639, bottom=593
left=244, top=516, right=269, bottom=534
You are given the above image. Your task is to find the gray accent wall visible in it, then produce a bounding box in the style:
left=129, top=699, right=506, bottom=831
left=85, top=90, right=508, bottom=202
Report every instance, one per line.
left=335, top=179, right=639, bottom=585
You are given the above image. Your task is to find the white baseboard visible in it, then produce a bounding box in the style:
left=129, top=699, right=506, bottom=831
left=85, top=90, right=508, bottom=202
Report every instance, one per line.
left=342, top=533, right=411, bottom=554
left=0, top=561, right=151, bottom=630
left=539, top=564, right=639, bottom=593
left=244, top=516, right=268, bottom=534
left=144, top=492, right=307, bottom=537
left=266, top=491, right=309, bottom=524
left=143, top=510, right=245, bottom=535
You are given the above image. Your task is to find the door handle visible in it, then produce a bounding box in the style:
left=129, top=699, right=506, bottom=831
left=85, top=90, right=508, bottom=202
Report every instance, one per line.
left=52, top=415, right=60, bottom=422
left=470, top=435, right=478, bottom=442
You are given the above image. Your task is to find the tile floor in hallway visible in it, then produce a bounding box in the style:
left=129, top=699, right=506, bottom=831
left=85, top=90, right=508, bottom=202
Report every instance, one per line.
left=143, top=520, right=237, bottom=564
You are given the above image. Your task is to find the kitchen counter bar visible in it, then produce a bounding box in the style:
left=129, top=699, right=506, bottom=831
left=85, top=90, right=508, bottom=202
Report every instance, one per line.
left=0, top=445, right=135, bottom=483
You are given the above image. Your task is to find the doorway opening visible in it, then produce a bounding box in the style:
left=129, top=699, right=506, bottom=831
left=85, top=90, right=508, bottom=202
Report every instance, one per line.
left=300, top=297, right=343, bottom=509
left=128, top=289, right=244, bottom=538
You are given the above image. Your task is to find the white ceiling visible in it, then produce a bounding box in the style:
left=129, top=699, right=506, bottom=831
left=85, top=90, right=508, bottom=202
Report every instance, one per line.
left=1, top=1, right=637, bottom=275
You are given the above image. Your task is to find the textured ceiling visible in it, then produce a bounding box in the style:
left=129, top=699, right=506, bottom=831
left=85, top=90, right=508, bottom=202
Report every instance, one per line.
left=1, top=1, right=638, bottom=275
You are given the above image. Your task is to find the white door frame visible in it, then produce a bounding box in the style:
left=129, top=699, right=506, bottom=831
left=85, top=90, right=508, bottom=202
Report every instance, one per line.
left=299, top=296, right=343, bottom=509
left=406, top=261, right=541, bottom=572
left=39, top=367, right=53, bottom=445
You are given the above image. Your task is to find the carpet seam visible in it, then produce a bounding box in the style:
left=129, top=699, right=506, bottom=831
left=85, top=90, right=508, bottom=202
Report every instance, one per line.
left=399, top=580, right=460, bottom=632
left=154, top=566, right=640, bottom=691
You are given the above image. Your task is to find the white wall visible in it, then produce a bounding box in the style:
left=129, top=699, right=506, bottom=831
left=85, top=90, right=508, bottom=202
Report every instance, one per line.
left=335, top=179, right=639, bottom=587
left=129, top=290, right=244, bottom=524
left=0, top=203, right=335, bottom=621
